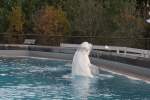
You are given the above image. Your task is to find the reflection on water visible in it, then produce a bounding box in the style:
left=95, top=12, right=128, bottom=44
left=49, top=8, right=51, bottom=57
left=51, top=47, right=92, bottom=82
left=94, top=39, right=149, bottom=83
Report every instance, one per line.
left=72, top=76, right=91, bottom=100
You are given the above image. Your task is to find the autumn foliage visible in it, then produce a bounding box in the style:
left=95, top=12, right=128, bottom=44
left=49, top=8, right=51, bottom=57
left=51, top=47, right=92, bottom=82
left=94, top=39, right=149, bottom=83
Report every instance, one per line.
left=33, top=6, right=69, bottom=45
left=7, top=5, right=25, bottom=43
left=8, top=6, right=25, bottom=33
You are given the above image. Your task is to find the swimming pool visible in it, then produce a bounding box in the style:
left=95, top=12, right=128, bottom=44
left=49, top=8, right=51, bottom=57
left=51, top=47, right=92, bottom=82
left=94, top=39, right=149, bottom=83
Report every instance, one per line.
left=0, top=57, right=150, bottom=100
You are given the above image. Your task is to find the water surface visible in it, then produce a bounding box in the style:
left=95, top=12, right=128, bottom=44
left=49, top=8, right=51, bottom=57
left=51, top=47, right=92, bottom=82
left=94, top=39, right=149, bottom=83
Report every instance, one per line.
left=0, top=57, right=149, bottom=100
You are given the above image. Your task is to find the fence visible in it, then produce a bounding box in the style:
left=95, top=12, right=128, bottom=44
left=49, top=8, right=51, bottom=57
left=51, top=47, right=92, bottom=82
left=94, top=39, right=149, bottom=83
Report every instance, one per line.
left=60, top=43, right=150, bottom=58
left=0, top=33, right=150, bottom=50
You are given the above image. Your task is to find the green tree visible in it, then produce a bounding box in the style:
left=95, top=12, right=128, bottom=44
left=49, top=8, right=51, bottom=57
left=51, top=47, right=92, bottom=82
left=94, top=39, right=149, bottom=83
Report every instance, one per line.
left=22, top=0, right=36, bottom=32
left=112, top=0, right=145, bottom=48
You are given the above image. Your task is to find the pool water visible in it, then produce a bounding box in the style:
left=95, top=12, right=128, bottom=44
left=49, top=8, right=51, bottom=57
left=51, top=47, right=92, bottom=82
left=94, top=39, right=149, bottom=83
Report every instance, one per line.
left=0, top=57, right=150, bottom=100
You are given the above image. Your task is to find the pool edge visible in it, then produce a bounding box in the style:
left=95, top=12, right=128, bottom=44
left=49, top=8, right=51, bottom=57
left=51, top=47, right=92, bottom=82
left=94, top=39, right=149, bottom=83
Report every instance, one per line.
left=0, top=44, right=150, bottom=83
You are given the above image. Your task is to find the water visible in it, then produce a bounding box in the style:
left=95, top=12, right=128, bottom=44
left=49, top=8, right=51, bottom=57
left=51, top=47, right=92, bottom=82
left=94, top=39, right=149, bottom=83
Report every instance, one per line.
left=0, top=57, right=150, bottom=100
left=72, top=42, right=93, bottom=77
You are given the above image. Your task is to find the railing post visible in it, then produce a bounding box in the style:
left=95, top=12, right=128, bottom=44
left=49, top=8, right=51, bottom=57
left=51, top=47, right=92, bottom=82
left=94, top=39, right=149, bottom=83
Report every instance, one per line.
left=124, top=47, right=127, bottom=56
left=141, top=50, right=145, bottom=57
left=148, top=51, right=150, bottom=58
left=144, top=50, right=149, bottom=58
left=117, top=49, right=120, bottom=54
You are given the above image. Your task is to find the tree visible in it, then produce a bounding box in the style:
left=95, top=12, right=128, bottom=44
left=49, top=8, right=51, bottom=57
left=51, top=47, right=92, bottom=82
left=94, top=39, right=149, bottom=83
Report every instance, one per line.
left=8, top=6, right=25, bottom=33
left=22, top=0, right=37, bottom=32
left=136, top=0, right=150, bottom=18
left=73, top=0, right=104, bottom=36
left=62, top=0, right=117, bottom=43
left=7, top=5, right=25, bottom=43
left=61, top=0, right=146, bottom=48
left=33, top=6, right=69, bottom=45
left=0, top=0, right=11, bottom=33
left=113, top=0, right=146, bottom=48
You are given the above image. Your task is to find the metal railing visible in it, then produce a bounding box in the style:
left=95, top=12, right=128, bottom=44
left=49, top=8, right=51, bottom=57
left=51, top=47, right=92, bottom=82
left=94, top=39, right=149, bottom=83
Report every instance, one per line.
left=60, top=43, right=150, bottom=58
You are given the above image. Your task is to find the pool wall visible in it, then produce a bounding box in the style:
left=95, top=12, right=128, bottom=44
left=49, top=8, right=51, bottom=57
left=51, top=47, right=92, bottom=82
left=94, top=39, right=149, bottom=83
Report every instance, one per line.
left=0, top=44, right=150, bottom=81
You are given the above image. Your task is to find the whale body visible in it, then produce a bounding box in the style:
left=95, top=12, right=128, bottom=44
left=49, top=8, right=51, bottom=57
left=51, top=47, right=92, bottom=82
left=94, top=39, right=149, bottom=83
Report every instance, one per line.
left=72, top=42, right=93, bottom=77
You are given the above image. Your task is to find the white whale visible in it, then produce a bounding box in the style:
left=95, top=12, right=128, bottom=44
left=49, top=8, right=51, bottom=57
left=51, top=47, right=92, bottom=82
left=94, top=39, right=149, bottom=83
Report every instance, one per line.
left=72, top=42, right=93, bottom=77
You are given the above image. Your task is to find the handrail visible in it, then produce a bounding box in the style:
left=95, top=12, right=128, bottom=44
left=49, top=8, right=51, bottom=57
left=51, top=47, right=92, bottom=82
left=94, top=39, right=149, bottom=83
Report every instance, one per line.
left=60, top=43, right=150, bottom=58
